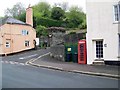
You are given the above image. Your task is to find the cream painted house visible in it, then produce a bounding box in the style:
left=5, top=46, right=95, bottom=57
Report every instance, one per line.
left=86, top=0, right=120, bottom=65
left=0, top=6, right=36, bottom=55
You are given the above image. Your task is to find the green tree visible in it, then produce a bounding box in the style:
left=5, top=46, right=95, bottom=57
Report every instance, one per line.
left=51, top=7, right=65, bottom=20
left=4, top=2, right=25, bottom=18
left=78, top=18, right=87, bottom=29
left=36, top=25, right=48, bottom=37
left=15, top=11, right=26, bottom=22
left=65, top=6, right=85, bottom=28
left=33, top=2, right=51, bottom=29
left=33, top=2, right=51, bottom=18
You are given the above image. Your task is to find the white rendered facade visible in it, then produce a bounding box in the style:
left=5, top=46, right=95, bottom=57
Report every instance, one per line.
left=86, top=0, right=120, bottom=65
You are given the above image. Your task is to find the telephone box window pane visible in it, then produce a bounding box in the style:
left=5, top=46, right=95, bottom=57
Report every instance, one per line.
left=80, top=44, right=84, bottom=61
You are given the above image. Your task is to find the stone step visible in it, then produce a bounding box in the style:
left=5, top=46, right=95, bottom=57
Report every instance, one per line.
left=93, top=60, right=105, bottom=65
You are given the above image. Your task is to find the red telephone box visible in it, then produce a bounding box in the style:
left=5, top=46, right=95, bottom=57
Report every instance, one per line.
left=78, top=40, right=87, bottom=64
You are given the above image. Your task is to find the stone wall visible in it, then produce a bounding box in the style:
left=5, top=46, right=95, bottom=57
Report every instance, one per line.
left=64, top=33, right=86, bottom=43
left=50, top=45, right=65, bottom=61
left=51, top=32, right=65, bottom=46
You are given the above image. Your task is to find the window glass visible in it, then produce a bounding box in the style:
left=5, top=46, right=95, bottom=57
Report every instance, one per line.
left=114, top=4, right=120, bottom=22
left=96, top=41, right=103, bottom=58
left=27, top=31, right=29, bottom=35
left=25, top=41, right=29, bottom=47
left=22, top=30, right=29, bottom=35
left=6, top=42, right=10, bottom=48
left=114, top=5, right=119, bottom=21
left=118, top=34, right=120, bottom=55
left=119, top=4, right=120, bottom=19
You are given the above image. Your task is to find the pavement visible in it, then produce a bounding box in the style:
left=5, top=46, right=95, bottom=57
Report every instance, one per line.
left=27, top=52, right=120, bottom=79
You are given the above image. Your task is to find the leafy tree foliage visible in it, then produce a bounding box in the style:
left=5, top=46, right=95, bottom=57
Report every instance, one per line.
left=33, top=2, right=51, bottom=29
left=16, top=11, right=26, bottom=23
left=51, top=7, right=65, bottom=20
left=36, top=17, right=65, bottom=27
left=33, top=2, right=51, bottom=18
left=36, top=25, right=48, bottom=37
left=65, top=6, right=85, bottom=28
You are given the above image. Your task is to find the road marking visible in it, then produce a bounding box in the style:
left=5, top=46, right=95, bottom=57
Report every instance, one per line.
left=14, top=62, right=19, bottom=64
left=26, top=52, right=50, bottom=65
left=19, top=63, right=25, bottom=65
left=5, top=61, right=9, bottom=63
left=1, top=60, right=26, bottom=66
left=19, top=54, right=38, bottom=60
left=10, top=61, right=14, bottom=64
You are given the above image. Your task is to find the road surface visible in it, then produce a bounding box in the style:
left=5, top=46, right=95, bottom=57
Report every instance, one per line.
left=1, top=49, right=119, bottom=88
left=2, top=61, right=118, bottom=88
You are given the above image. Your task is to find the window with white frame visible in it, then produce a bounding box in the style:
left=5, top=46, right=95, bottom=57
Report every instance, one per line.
left=113, top=4, right=120, bottom=22
left=22, top=30, right=29, bottom=35
left=96, top=41, right=103, bottom=59
left=25, top=41, right=29, bottom=47
left=6, top=42, right=10, bottom=48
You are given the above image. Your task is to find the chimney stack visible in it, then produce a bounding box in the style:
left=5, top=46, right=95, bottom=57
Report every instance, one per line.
left=26, top=4, right=33, bottom=27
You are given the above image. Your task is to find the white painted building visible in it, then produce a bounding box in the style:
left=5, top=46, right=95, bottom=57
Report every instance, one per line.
left=86, top=0, right=120, bottom=65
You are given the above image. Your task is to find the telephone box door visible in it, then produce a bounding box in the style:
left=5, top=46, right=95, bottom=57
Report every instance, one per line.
left=78, top=40, right=87, bottom=64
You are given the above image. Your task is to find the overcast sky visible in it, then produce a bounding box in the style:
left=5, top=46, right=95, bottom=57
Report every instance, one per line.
left=0, top=0, right=86, bottom=17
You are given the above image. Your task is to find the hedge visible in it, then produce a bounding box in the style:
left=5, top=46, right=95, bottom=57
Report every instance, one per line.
left=36, top=17, right=66, bottom=27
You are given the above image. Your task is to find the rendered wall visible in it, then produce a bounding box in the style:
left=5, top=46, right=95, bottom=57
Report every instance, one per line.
left=86, top=0, right=119, bottom=64
left=0, top=24, right=36, bottom=55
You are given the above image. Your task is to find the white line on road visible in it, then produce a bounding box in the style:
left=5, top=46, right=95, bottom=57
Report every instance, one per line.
left=32, top=52, right=50, bottom=62
left=2, top=60, right=26, bottom=66
left=19, top=54, right=38, bottom=60
left=5, top=61, right=9, bottom=63
left=19, top=63, right=25, bottom=65
left=25, top=52, right=50, bottom=65
left=10, top=61, right=14, bottom=65
left=14, top=62, right=19, bottom=64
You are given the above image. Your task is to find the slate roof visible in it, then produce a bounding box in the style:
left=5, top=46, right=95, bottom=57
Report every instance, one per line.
left=0, top=17, right=31, bottom=26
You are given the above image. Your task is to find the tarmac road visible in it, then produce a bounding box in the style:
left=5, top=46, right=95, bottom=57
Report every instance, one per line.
left=1, top=48, right=119, bottom=88
left=2, top=48, right=50, bottom=63
left=2, top=62, right=118, bottom=88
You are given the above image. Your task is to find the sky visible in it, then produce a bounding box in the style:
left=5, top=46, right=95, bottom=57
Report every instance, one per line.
left=0, top=0, right=86, bottom=17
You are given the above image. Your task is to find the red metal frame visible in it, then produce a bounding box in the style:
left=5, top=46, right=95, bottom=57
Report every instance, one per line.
left=78, top=40, right=87, bottom=64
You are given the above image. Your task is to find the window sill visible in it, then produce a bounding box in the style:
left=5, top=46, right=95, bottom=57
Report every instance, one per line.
left=113, top=21, right=120, bottom=24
